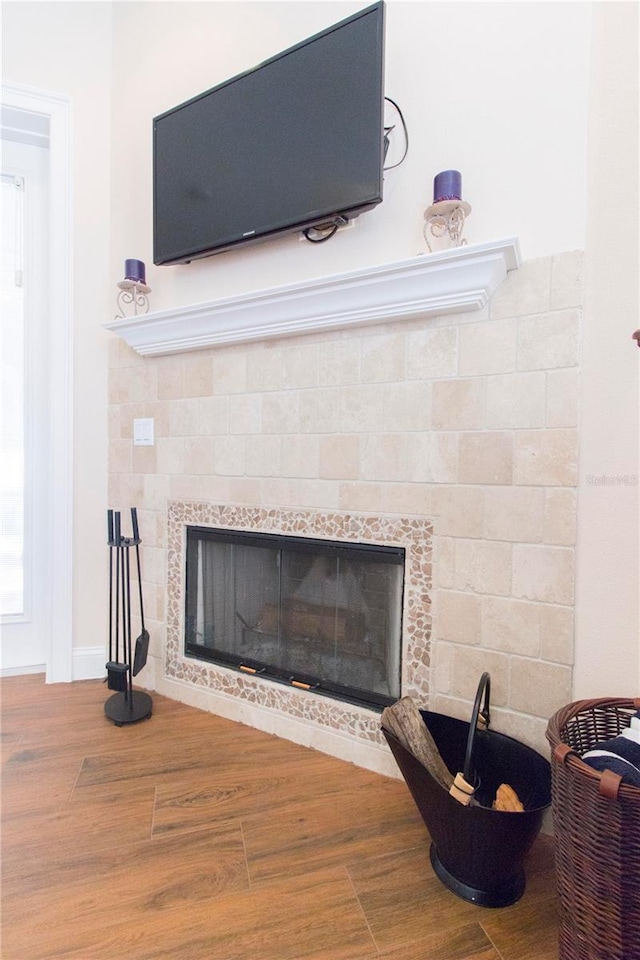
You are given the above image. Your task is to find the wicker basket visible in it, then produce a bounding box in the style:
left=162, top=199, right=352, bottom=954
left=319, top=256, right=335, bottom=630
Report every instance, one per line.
left=546, top=697, right=640, bottom=960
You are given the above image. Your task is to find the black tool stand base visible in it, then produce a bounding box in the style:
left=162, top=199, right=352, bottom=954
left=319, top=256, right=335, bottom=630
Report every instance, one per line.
left=429, top=844, right=525, bottom=908
left=105, top=690, right=153, bottom=726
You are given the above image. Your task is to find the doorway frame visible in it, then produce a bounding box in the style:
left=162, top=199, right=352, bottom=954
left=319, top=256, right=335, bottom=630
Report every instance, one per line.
left=2, top=81, right=74, bottom=683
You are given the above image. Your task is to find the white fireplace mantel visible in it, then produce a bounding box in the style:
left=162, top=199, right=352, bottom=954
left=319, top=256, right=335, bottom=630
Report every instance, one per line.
left=104, top=238, right=520, bottom=356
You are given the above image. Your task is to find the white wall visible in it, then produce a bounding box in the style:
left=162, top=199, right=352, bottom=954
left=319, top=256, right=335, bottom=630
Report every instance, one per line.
left=574, top=1, right=639, bottom=696
left=4, top=1, right=637, bottom=699
left=110, top=1, right=591, bottom=310
left=1, top=2, right=113, bottom=664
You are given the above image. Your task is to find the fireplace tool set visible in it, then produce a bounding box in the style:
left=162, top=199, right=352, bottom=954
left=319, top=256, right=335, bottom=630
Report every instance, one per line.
left=105, top=507, right=152, bottom=725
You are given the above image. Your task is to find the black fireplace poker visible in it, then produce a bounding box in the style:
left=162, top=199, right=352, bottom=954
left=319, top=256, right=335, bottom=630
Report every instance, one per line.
left=104, top=507, right=153, bottom=726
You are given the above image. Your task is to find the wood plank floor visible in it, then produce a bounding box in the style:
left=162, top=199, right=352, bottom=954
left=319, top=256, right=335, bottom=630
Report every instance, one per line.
left=0, top=675, right=559, bottom=960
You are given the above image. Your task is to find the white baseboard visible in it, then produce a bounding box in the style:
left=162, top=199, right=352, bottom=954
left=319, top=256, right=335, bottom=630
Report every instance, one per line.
left=72, top=646, right=106, bottom=681
left=1, top=648, right=105, bottom=681
left=0, top=663, right=46, bottom=678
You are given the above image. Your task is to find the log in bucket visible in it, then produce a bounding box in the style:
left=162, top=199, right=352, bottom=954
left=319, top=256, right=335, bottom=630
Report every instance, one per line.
left=382, top=674, right=551, bottom=907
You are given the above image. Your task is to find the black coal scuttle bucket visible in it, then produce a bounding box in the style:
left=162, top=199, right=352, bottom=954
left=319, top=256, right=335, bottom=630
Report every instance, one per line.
left=382, top=674, right=551, bottom=908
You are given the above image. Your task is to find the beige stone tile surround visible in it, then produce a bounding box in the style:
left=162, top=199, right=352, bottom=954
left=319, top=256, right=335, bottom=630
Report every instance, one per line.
left=108, top=250, right=582, bottom=765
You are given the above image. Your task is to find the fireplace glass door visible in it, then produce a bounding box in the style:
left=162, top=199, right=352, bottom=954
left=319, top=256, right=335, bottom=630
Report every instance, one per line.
left=184, top=526, right=404, bottom=709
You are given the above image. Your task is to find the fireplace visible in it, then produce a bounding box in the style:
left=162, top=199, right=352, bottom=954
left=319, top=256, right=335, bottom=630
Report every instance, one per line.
left=166, top=502, right=432, bottom=756
left=110, top=245, right=582, bottom=773
left=184, top=526, right=404, bottom=710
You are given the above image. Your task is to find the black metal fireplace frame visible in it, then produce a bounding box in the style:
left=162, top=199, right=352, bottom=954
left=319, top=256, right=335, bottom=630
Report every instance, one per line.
left=183, top=525, right=405, bottom=711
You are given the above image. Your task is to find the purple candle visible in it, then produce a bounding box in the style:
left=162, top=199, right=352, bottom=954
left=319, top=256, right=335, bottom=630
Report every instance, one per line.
left=124, top=259, right=146, bottom=284
left=433, top=170, right=462, bottom=203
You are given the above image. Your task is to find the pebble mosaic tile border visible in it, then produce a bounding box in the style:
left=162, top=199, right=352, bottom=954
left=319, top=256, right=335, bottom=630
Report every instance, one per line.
left=166, top=501, right=432, bottom=746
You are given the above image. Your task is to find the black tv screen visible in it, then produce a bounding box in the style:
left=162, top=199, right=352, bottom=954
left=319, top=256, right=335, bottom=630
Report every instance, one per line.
left=153, top=2, right=385, bottom=265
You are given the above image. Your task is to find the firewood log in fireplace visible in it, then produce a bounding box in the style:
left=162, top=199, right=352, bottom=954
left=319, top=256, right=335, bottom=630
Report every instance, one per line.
left=257, top=600, right=367, bottom=645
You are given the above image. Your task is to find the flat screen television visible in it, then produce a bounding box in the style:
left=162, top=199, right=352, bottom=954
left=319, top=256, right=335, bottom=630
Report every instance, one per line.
left=153, top=2, right=385, bottom=265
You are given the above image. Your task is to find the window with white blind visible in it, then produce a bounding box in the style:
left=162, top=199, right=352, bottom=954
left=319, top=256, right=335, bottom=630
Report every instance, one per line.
left=1, top=127, right=50, bottom=673
left=0, top=172, right=26, bottom=618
